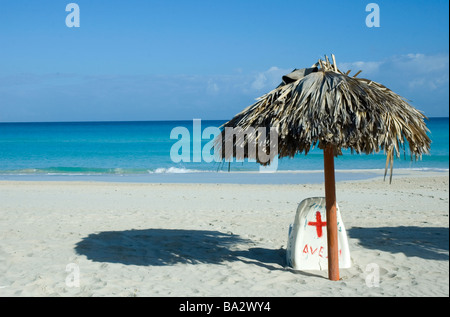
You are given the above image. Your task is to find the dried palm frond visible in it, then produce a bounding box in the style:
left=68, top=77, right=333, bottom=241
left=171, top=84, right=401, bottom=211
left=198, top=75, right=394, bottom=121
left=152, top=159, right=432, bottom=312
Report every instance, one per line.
left=214, top=55, right=431, bottom=182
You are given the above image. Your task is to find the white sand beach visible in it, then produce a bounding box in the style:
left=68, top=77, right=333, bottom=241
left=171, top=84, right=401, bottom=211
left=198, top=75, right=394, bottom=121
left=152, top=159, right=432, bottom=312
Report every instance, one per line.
left=0, top=171, right=448, bottom=297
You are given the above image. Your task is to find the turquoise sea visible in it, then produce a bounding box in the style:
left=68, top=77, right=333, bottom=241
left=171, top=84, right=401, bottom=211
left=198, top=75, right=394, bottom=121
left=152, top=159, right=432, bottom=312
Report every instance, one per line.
left=0, top=118, right=448, bottom=184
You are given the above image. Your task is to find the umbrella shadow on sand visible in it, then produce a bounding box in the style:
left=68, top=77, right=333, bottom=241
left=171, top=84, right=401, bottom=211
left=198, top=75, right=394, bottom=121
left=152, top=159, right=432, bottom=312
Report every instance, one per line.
left=75, top=228, right=288, bottom=271
left=348, top=226, right=449, bottom=261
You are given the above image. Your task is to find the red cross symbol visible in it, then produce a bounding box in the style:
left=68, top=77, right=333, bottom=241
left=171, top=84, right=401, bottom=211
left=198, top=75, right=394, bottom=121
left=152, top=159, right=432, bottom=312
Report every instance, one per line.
left=308, top=211, right=327, bottom=238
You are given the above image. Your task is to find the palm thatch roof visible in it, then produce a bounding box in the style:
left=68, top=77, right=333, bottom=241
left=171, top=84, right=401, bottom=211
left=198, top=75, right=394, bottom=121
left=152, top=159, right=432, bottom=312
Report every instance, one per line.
left=215, top=55, right=431, bottom=181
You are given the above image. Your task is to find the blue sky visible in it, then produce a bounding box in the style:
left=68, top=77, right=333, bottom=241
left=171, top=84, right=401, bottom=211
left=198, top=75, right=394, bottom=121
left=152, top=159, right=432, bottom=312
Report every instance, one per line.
left=0, top=0, right=448, bottom=122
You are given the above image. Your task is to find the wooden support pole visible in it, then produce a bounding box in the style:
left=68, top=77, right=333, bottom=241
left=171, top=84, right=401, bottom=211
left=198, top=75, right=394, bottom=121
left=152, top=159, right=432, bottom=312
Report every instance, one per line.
left=324, top=145, right=340, bottom=281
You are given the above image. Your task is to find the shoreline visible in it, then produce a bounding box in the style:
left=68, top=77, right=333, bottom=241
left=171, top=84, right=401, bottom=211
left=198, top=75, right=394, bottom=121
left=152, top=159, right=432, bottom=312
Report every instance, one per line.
left=0, top=168, right=447, bottom=185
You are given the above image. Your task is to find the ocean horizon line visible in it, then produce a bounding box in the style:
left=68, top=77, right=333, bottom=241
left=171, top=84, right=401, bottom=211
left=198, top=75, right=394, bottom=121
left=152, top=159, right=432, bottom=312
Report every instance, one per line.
left=0, top=119, right=229, bottom=124
left=0, top=117, right=448, bottom=124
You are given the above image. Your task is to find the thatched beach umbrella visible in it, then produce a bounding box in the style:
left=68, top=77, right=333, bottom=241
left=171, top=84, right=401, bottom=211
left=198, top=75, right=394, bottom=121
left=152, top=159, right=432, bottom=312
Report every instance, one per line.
left=214, top=54, right=431, bottom=281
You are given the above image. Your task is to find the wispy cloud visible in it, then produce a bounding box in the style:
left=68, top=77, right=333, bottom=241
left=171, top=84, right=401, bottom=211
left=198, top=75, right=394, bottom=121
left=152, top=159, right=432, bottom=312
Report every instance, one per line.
left=0, top=53, right=448, bottom=122
left=339, top=53, right=449, bottom=92
left=250, top=66, right=292, bottom=91
left=338, top=61, right=382, bottom=76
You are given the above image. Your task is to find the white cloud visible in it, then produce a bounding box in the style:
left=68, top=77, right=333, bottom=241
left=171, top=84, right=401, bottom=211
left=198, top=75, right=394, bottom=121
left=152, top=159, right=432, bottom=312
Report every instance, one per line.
left=339, top=53, right=449, bottom=91
left=251, top=72, right=267, bottom=90
left=250, top=66, right=292, bottom=91
left=206, top=79, right=219, bottom=94
left=398, top=53, right=448, bottom=73
left=338, top=61, right=382, bottom=75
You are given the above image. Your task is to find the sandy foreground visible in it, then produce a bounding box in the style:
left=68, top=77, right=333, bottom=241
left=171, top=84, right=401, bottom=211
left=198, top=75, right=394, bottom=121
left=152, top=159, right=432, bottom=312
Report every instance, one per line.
left=0, top=171, right=448, bottom=297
